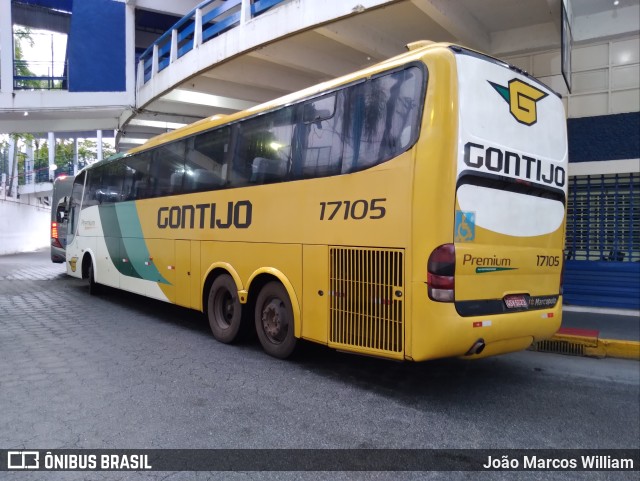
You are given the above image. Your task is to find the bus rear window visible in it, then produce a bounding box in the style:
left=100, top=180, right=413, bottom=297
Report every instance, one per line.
left=457, top=172, right=565, bottom=203
left=456, top=173, right=565, bottom=238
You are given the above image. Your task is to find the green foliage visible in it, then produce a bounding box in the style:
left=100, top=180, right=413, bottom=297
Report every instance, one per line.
left=13, top=26, right=35, bottom=60
left=13, top=25, right=63, bottom=89
left=13, top=26, right=43, bottom=89
left=36, top=139, right=116, bottom=169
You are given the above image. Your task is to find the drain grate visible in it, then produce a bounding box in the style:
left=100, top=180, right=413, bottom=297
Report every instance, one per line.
left=531, top=340, right=585, bottom=356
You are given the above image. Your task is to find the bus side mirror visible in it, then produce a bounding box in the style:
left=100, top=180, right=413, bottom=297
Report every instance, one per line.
left=56, top=196, right=69, bottom=222
left=56, top=205, right=66, bottom=222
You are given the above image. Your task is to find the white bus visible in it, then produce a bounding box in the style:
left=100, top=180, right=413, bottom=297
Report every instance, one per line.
left=51, top=174, right=74, bottom=263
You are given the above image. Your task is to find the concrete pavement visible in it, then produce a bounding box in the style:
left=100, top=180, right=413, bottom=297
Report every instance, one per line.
left=538, top=306, right=640, bottom=360
left=1, top=248, right=638, bottom=360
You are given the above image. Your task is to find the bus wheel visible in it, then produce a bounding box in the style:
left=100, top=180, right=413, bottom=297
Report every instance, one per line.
left=88, top=260, right=101, bottom=296
left=207, top=274, right=244, bottom=344
left=254, top=281, right=297, bottom=359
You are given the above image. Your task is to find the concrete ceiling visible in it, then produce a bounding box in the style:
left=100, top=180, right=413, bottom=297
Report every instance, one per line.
left=1, top=0, right=636, bottom=146
left=118, top=0, right=561, bottom=150
left=120, top=0, right=575, bottom=150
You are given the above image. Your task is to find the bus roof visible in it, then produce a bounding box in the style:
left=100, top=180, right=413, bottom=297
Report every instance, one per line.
left=128, top=41, right=457, bottom=155
left=75, top=152, right=126, bottom=176
left=116, top=40, right=553, bottom=162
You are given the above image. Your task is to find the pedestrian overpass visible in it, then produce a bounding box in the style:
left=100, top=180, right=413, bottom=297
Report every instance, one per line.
left=120, top=0, right=563, bottom=150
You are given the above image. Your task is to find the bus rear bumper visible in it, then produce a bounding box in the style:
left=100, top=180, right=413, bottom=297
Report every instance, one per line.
left=458, top=336, right=534, bottom=360
left=407, top=289, right=563, bottom=361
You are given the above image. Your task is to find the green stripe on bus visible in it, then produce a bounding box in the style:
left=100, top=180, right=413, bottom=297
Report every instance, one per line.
left=98, top=202, right=170, bottom=285
left=116, top=202, right=170, bottom=285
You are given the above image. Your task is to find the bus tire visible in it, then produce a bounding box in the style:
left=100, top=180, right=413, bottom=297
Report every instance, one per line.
left=88, top=260, right=101, bottom=296
left=254, top=281, right=297, bottom=359
left=207, top=274, right=244, bottom=344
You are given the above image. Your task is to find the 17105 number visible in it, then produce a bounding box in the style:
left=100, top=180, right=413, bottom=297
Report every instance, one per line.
left=536, top=255, right=560, bottom=267
left=319, top=198, right=387, bottom=220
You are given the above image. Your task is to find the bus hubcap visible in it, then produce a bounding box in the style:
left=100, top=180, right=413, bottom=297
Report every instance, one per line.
left=262, top=299, right=286, bottom=343
left=215, top=291, right=234, bottom=328
left=222, top=295, right=234, bottom=322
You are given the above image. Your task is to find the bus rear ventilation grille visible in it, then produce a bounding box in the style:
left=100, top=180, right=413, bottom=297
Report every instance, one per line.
left=329, top=246, right=404, bottom=354
left=530, top=339, right=584, bottom=356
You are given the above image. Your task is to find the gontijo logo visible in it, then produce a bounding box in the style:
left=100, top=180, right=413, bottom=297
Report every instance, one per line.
left=489, top=78, right=548, bottom=126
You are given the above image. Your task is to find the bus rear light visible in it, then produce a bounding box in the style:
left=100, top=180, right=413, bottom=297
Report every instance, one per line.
left=428, top=244, right=455, bottom=302
left=51, top=222, right=62, bottom=248
left=427, top=275, right=455, bottom=302
left=428, top=272, right=455, bottom=289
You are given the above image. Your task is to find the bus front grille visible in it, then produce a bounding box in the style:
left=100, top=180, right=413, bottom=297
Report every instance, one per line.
left=329, top=247, right=404, bottom=355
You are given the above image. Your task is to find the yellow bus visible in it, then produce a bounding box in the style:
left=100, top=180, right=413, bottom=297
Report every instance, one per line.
left=65, top=41, right=567, bottom=361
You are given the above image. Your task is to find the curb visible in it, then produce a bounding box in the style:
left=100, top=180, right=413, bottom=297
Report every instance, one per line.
left=530, top=329, right=640, bottom=360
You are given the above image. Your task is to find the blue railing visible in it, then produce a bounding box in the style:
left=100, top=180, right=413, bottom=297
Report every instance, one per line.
left=13, top=60, right=67, bottom=90
left=15, top=158, right=85, bottom=185
left=24, top=158, right=77, bottom=184
left=138, top=0, right=286, bottom=85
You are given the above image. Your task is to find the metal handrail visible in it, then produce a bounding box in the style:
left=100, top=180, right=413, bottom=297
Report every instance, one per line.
left=13, top=59, right=67, bottom=90
left=137, top=0, right=286, bottom=86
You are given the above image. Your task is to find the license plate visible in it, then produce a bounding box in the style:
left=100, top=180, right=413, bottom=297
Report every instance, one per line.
left=504, top=294, right=528, bottom=309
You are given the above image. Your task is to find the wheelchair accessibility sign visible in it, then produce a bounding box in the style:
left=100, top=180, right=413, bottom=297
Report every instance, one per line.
left=455, top=211, right=476, bottom=242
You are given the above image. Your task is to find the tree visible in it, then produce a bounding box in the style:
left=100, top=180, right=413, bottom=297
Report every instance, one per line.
left=14, top=26, right=65, bottom=90
left=13, top=26, right=44, bottom=89
left=7, top=29, right=39, bottom=190
left=37, top=138, right=116, bottom=176
left=0, top=136, right=8, bottom=174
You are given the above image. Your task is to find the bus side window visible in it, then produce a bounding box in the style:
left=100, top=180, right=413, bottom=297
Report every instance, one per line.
left=293, top=92, right=344, bottom=179
left=124, top=152, right=153, bottom=200
left=122, top=162, right=136, bottom=200
left=100, top=160, right=125, bottom=203
left=342, top=66, right=423, bottom=173
left=151, top=140, right=186, bottom=197
left=83, top=168, right=99, bottom=209
left=231, top=106, right=295, bottom=187
left=184, top=127, right=230, bottom=193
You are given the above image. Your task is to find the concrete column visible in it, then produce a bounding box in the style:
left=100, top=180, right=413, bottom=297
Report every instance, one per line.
left=136, top=59, right=144, bottom=90
left=48, top=132, right=56, bottom=181
left=240, top=0, right=252, bottom=24
left=7, top=138, right=15, bottom=197
left=73, top=137, right=78, bottom=175
left=170, top=29, right=178, bottom=63
left=125, top=2, right=135, bottom=103
left=151, top=44, right=159, bottom=79
left=0, top=0, right=13, bottom=94
left=25, top=139, right=34, bottom=185
left=194, top=9, right=203, bottom=47
left=97, top=130, right=103, bottom=162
